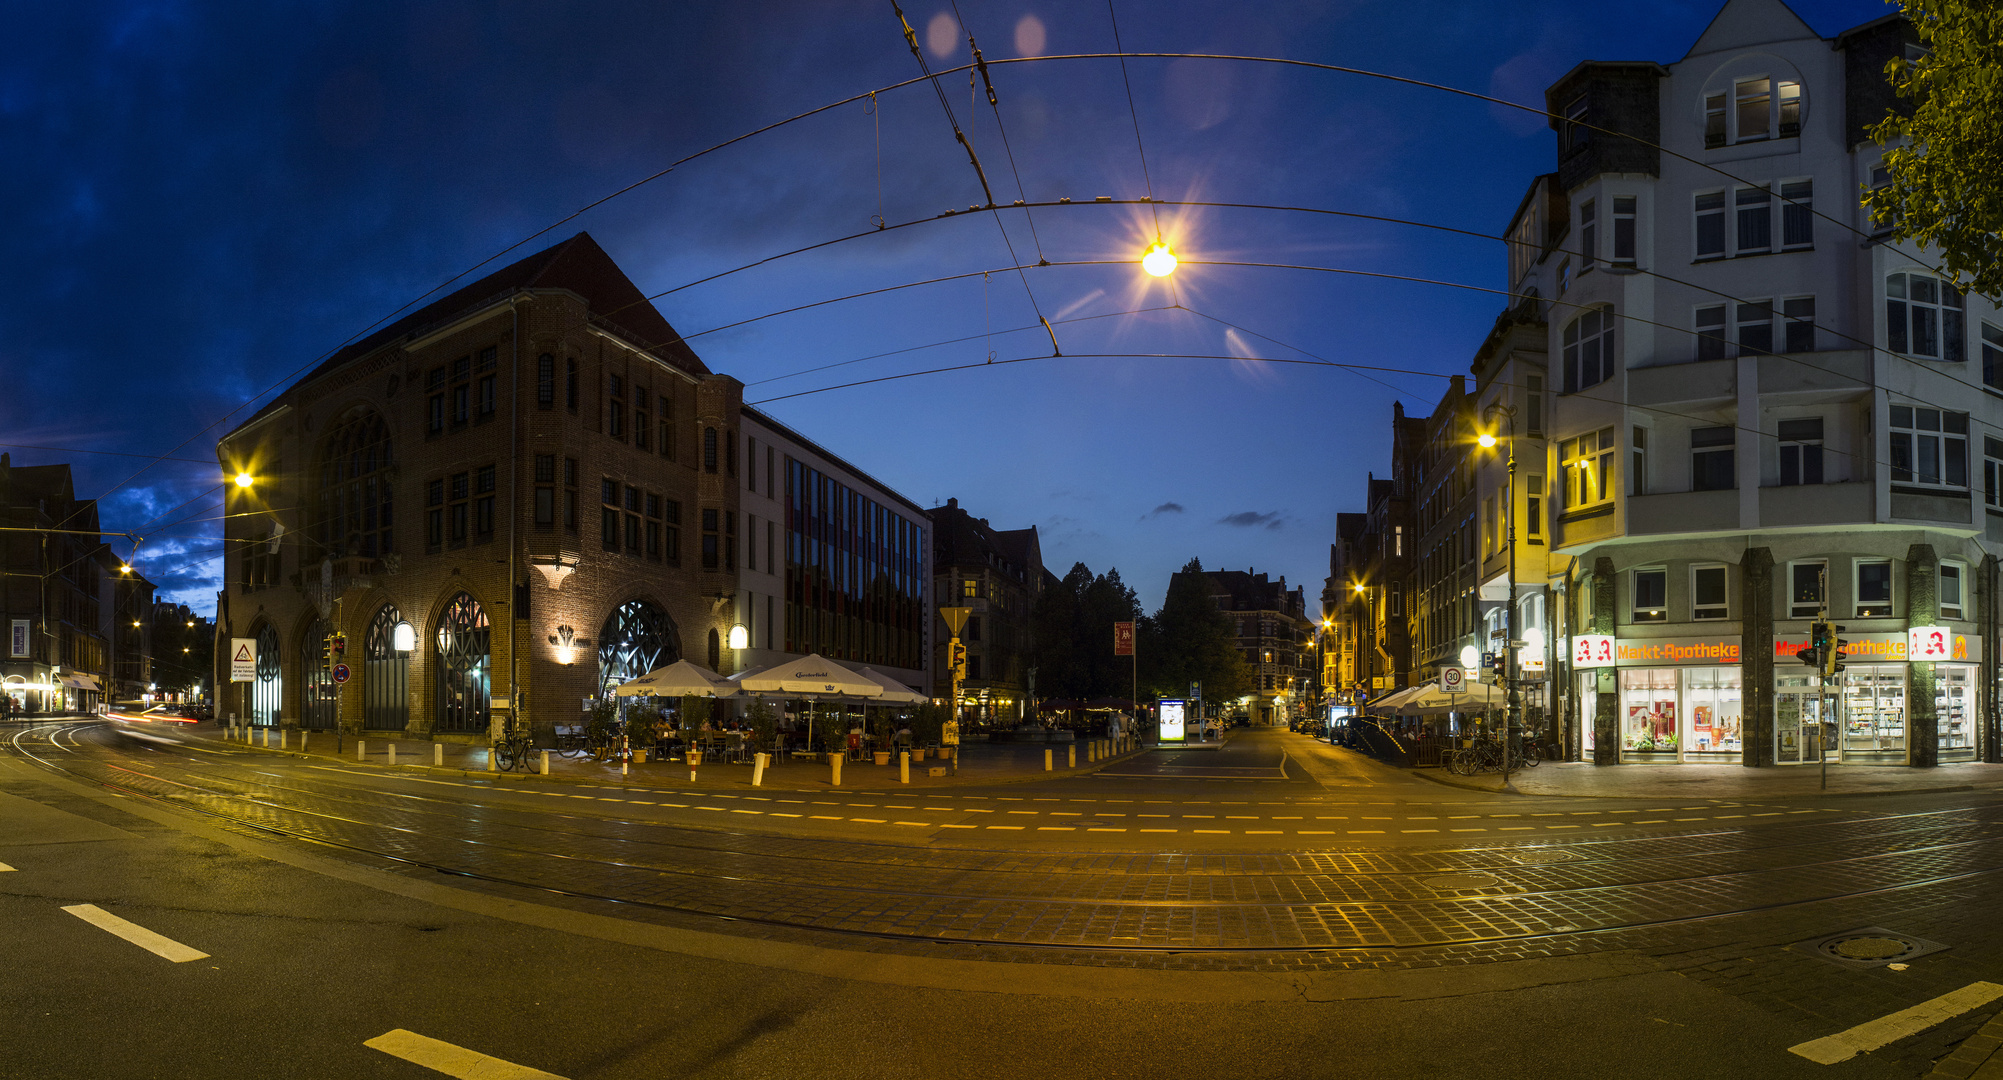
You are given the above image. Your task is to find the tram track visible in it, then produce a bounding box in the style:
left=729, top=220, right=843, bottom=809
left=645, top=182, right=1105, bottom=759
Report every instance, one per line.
left=11, top=721, right=2003, bottom=959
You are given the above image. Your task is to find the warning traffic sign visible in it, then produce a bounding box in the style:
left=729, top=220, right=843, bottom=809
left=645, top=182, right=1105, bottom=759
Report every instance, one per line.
left=229, top=638, right=256, bottom=683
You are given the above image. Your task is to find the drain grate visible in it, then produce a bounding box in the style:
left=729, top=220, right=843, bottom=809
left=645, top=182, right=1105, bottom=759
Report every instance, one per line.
left=1423, top=872, right=1502, bottom=891
left=1806, top=927, right=1949, bottom=968
left=1509, top=850, right=1580, bottom=865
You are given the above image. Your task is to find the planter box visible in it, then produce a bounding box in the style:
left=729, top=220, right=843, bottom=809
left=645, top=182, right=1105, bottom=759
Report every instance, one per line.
left=873, top=752, right=890, bottom=765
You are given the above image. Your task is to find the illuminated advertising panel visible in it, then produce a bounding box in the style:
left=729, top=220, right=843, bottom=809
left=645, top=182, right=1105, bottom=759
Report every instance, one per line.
left=1158, top=699, right=1186, bottom=743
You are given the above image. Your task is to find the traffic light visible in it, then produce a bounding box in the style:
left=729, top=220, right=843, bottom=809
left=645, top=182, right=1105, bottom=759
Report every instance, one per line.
left=321, top=634, right=333, bottom=671
left=1826, top=624, right=1849, bottom=677
left=950, top=640, right=968, bottom=680
left=1797, top=642, right=1823, bottom=672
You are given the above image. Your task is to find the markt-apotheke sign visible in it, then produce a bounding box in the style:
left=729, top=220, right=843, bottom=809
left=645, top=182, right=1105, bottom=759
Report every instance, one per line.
left=1573, top=635, right=1740, bottom=667
left=1771, top=630, right=1976, bottom=663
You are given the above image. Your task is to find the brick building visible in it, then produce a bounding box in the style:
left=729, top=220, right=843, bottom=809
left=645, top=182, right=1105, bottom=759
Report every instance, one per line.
left=1178, top=567, right=1311, bottom=724
left=215, top=233, right=929, bottom=738
left=927, top=498, right=1043, bottom=723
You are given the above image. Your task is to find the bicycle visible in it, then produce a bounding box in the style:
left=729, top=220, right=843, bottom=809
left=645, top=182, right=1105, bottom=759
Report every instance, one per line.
left=493, top=715, right=537, bottom=772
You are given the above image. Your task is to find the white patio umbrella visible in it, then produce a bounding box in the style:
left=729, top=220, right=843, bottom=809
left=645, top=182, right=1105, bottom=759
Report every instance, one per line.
left=851, top=666, right=928, bottom=705
left=1396, top=680, right=1508, bottom=715
left=734, top=654, right=884, bottom=754
left=612, top=659, right=739, bottom=698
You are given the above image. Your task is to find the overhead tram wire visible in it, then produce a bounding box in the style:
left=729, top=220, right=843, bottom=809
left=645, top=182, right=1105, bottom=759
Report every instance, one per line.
left=748, top=304, right=1179, bottom=387
left=948, top=1, right=1050, bottom=263
left=1102, top=1, right=1179, bottom=308
left=888, top=0, right=1060, bottom=355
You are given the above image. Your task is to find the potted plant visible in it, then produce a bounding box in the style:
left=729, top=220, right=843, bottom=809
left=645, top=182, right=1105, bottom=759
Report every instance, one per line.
left=747, top=699, right=777, bottom=758
left=680, top=695, right=712, bottom=764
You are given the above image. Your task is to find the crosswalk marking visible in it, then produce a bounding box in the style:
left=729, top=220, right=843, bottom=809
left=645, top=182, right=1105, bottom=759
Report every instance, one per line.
left=365, top=1029, right=567, bottom=1079
left=62, top=904, right=208, bottom=963
left=1790, top=982, right=2003, bottom=1065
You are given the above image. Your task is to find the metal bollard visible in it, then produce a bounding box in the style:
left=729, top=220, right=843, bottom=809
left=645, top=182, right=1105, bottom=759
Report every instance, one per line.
left=387, top=743, right=397, bottom=766
left=357, top=738, right=366, bottom=762
left=1044, top=748, right=1052, bottom=772
left=899, top=750, right=910, bottom=784
left=540, top=750, right=549, bottom=775
left=752, top=752, right=768, bottom=787
left=830, top=753, right=843, bottom=787
left=1068, top=744, right=1076, bottom=768
left=435, top=743, right=445, bottom=767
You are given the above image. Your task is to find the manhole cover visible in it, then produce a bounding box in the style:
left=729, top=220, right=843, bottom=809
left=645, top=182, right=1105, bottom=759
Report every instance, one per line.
left=1806, top=928, right=1949, bottom=968
left=1423, top=872, right=1502, bottom=890
left=1509, top=850, right=1580, bottom=865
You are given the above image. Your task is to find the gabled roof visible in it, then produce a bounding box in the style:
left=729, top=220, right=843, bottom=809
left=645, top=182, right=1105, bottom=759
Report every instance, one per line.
left=1683, top=0, right=1822, bottom=60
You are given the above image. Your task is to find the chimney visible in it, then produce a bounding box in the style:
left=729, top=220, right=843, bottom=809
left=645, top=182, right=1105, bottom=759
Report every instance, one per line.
left=946, top=497, right=958, bottom=509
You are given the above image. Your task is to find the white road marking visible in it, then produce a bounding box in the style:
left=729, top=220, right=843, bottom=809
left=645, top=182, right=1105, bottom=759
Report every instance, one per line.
left=1789, top=982, right=2003, bottom=1064
left=61, top=904, right=208, bottom=963
left=365, top=1029, right=567, bottom=1079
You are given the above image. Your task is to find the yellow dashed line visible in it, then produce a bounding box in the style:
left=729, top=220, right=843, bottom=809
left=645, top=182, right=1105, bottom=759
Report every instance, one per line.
left=1192, top=829, right=1228, bottom=834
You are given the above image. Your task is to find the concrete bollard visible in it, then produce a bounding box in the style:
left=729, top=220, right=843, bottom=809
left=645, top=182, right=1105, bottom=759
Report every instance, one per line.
left=387, top=743, right=397, bottom=766
left=539, top=750, right=549, bottom=775
left=752, top=752, right=768, bottom=787
left=299, top=732, right=307, bottom=754
left=357, top=738, right=366, bottom=762
left=830, top=753, right=843, bottom=787
left=1068, top=744, right=1076, bottom=768
left=1044, top=748, right=1052, bottom=772
left=900, top=751, right=910, bottom=784
left=435, top=743, right=445, bottom=767
left=279, top=730, right=288, bottom=750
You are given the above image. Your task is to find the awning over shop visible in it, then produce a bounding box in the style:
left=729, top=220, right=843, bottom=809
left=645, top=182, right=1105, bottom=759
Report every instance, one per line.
left=57, top=672, right=101, bottom=691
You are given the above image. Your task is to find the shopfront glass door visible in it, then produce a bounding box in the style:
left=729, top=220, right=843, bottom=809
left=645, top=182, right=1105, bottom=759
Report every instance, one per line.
left=1775, top=675, right=1833, bottom=763
left=1681, top=667, right=1742, bottom=761
left=1840, top=665, right=1907, bottom=764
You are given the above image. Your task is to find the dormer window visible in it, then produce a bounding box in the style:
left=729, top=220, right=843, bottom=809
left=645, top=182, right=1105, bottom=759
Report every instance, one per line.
left=1707, top=78, right=1802, bottom=147
left=1564, top=95, right=1590, bottom=152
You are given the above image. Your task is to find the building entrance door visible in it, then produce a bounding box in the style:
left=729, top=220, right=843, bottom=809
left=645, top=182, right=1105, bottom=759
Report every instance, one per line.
left=1775, top=680, right=1836, bottom=764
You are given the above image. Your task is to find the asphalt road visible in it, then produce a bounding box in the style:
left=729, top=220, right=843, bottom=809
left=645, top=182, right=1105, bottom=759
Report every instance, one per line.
left=5, top=722, right=2000, bottom=1078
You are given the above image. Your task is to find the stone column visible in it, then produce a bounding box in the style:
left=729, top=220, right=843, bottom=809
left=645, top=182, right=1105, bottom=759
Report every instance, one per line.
left=1740, top=547, right=1774, bottom=767
left=1562, top=577, right=1580, bottom=762
left=1593, top=556, right=1618, bottom=765
left=1983, top=555, right=2001, bottom=764
left=1906, top=544, right=1938, bottom=768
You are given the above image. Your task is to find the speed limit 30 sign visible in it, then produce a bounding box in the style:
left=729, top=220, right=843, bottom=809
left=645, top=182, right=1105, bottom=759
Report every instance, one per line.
left=1441, top=667, right=1465, bottom=693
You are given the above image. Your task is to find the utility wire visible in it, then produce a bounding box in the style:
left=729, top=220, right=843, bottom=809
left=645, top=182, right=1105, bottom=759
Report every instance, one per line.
left=749, top=304, right=1178, bottom=386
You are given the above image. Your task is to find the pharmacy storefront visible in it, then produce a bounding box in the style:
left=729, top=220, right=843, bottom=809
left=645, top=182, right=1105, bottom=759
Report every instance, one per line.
left=1771, top=630, right=1977, bottom=766
left=1575, top=635, right=1743, bottom=763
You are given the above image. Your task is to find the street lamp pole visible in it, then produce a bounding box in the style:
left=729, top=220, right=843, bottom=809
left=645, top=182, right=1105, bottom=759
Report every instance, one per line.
left=1484, top=406, right=1522, bottom=788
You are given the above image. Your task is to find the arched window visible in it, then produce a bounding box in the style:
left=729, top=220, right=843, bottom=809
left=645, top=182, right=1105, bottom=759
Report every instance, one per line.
left=1562, top=307, right=1614, bottom=393
left=434, top=593, right=490, bottom=733
left=251, top=623, right=282, bottom=726
left=300, top=618, right=337, bottom=729
left=364, top=604, right=409, bottom=731
left=316, top=409, right=395, bottom=558
left=707, top=627, right=721, bottom=671
left=597, top=600, right=679, bottom=695
left=1887, top=273, right=1965, bottom=361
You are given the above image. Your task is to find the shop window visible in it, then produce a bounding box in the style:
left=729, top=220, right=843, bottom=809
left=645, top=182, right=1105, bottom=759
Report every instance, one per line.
left=1691, top=426, right=1735, bottom=491
left=1855, top=559, right=1893, bottom=618
left=1938, top=665, right=1974, bottom=755
left=1692, top=565, right=1728, bottom=620
left=1621, top=668, right=1679, bottom=755
left=1940, top=561, right=1965, bottom=620
left=1632, top=568, right=1667, bottom=623
left=1789, top=560, right=1826, bottom=619
left=1889, top=405, right=1968, bottom=488
left=1778, top=417, right=1824, bottom=486
left=1887, top=274, right=1965, bottom=360
left=1841, top=666, right=1907, bottom=756
left=1683, top=667, right=1743, bottom=759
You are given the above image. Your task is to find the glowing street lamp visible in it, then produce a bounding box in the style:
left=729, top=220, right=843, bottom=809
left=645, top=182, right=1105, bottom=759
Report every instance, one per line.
left=1141, top=241, right=1178, bottom=277
left=233, top=472, right=254, bottom=488
left=1477, top=431, right=1498, bottom=448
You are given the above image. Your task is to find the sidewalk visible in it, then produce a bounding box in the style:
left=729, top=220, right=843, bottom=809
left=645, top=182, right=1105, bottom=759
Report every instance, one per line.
left=1409, top=758, right=2003, bottom=800
left=198, top=722, right=1143, bottom=791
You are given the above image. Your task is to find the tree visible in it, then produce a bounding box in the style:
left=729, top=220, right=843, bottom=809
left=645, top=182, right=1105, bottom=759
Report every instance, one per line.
left=1149, top=558, right=1255, bottom=704
left=1027, top=561, right=1143, bottom=700
left=1865, top=1, right=2003, bottom=298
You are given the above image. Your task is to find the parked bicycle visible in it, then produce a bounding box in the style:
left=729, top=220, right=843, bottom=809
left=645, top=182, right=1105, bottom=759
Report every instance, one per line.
left=493, top=715, right=537, bottom=772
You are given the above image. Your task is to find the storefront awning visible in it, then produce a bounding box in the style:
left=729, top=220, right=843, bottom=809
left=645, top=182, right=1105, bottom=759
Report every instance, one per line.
left=57, top=672, right=102, bottom=691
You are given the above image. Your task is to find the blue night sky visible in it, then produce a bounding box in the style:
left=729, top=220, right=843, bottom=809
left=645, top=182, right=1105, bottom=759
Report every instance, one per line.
left=1, top=0, right=1893, bottom=613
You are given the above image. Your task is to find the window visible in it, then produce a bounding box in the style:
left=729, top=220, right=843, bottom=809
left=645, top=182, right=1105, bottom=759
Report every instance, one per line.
left=747, top=436, right=758, bottom=493
left=725, top=429, right=737, bottom=476
left=426, top=478, right=444, bottom=551
left=967, top=616, right=981, bottom=642
left=645, top=494, right=662, bottom=561
left=1562, top=427, right=1617, bottom=508
left=426, top=367, right=446, bottom=435
left=1983, top=323, right=2003, bottom=390
left=1887, top=273, right=1965, bottom=360
left=1612, top=196, right=1636, bottom=264
left=1559, top=260, right=1571, bottom=294
left=536, top=354, right=554, bottom=408
left=1632, top=568, right=1667, bottom=623
left=1940, top=562, right=1965, bottom=620
left=1525, top=375, right=1544, bottom=436
left=1737, top=301, right=1774, bottom=355
left=475, top=347, right=496, bottom=419
left=1855, top=559, right=1893, bottom=618
left=564, top=457, right=578, bottom=533
left=1780, top=180, right=1813, bottom=248
left=1692, top=565, right=1728, bottom=620
left=600, top=479, right=619, bottom=553
left=1695, top=304, right=1728, bottom=361
left=1778, top=80, right=1802, bottom=135
left=1783, top=297, right=1816, bottom=353
left=634, top=401, right=649, bottom=451
left=1562, top=307, right=1613, bottom=392
left=451, top=356, right=470, bottom=426
left=315, top=409, right=395, bottom=559
left=1790, top=561, right=1826, bottom=618
left=1986, top=437, right=2003, bottom=508
left=1564, top=94, right=1589, bottom=152
left=565, top=359, right=578, bottom=412
left=1869, top=163, right=1895, bottom=235
left=1525, top=474, right=1543, bottom=541
left=659, top=394, right=676, bottom=460
left=1736, top=187, right=1771, bottom=254
left=1695, top=191, right=1726, bottom=259
left=703, top=427, right=718, bottom=473
left=448, top=471, right=468, bottom=544
left=664, top=499, right=681, bottom=563
left=1778, top=417, right=1824, bottom=486
left=963, top=578, right=979, bottom=599
left=701, top=508, right=719, bottom=569
left=1704, top=91, right=1727, bottom=147
left=1631, top=426, right=1648, bottom=496
left=608, top=375, right=624, bottom=439
left=474, top=465, right=494, bottom=540
left=1735, top=78, right=1771, bottom=141
left=1691, top=426, right=1736, bottom=491
left=725, top=510, right=736, bottom=570
left=1579, top=198, right=1596, bottom=270
left=1889, top=405, right=1968, bottom=488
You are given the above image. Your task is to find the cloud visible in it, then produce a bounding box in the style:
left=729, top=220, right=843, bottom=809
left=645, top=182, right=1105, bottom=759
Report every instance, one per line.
left=1148, top=502, right=1184, bottom=515
left=1218, top=511, right=1283, bottom=530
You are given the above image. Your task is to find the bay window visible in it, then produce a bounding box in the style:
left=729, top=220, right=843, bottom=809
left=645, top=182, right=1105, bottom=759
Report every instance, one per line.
left=1889, top=405, right=1968, bottom=489
left=1887, top=273, right=1965, bottom=360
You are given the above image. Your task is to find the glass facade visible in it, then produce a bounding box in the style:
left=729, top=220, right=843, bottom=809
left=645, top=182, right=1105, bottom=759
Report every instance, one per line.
left=1938, top=664, right=1975, bottom=761
left=363, top=604, right=409, bottom=731
left=1616, top=666, right=1742, bottom=762
left=784, top=459, right=924, bottom=669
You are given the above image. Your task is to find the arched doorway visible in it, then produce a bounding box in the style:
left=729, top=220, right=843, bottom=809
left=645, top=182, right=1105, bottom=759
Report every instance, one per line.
left=434, top=592, right=490, bottom=733
left=300, top=618, right=336, bottom=729
left=251, top=623, right=282, bottom=726
left=363, top=604, right=409, bottom=731
left=597, top=599, right=679, bottom=696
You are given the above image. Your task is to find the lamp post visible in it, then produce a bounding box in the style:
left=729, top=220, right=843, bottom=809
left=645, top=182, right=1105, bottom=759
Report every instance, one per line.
left=1479, top=406, right=1522, bottom=787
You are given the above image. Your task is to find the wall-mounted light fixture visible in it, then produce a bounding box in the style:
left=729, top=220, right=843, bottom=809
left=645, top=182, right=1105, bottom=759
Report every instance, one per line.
left=728, top=623, right=749, bottom=650
left=391, top=620, right=417, bottom=653
left=547, top=624, right=590, bottom=665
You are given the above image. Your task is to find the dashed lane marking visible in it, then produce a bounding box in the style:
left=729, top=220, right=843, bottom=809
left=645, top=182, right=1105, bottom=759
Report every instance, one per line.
left=62, top=904, right=208, bottom=963
left=365, top=1029, right=567, bottom=1079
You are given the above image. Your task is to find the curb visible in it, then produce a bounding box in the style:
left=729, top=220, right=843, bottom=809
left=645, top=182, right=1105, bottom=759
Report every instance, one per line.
left=1408, top=766, right=1981, bottom=801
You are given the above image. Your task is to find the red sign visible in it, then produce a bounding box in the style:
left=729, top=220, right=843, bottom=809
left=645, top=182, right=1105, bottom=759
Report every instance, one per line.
left=1572, top=634, right=1615, bottom=668
left=1114, top=622, right=1135, bottom=656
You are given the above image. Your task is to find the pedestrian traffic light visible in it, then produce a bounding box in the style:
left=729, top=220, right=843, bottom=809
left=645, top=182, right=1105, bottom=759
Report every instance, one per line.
left=1799, top=620, right=1828, bottom=675
left=1826, top=624, right=1849, bottom=677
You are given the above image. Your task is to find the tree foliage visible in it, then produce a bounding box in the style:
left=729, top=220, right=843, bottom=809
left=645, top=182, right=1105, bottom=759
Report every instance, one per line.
left=1144, top=558, right=1255, bottom=703
left=1865, top=0, right=2003, bottom=298
left=1029, top=562, right=1142, bottom=700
